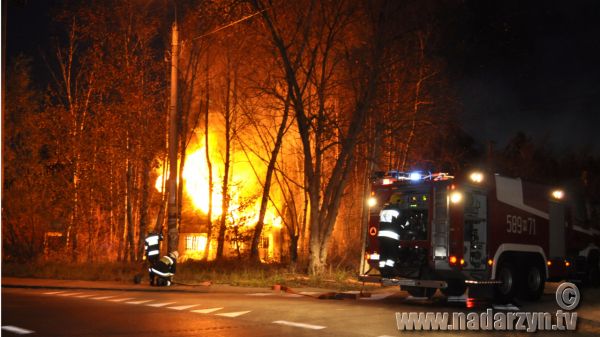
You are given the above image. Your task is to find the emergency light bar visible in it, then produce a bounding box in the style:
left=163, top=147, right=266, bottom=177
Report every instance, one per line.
left=375, top=171, right=454, bottom=185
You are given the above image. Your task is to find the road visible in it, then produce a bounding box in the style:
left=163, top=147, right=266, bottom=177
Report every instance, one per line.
left=2, top=282, right=600, bottom=336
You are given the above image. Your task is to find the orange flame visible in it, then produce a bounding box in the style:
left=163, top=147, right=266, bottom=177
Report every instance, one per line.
left=154, top=134, right=282, bottom=228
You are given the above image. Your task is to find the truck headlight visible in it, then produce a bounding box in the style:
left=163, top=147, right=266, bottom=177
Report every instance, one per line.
left=450, top=191, right=463, bottom=204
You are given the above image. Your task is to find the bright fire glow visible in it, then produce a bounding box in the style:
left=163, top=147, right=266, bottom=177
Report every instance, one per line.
left=154, top=133, right=283, bottom=229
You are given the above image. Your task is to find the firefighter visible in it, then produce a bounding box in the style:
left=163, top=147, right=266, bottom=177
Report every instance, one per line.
left=149, top=251, right=178, bottom=286
left=377, top=193, right=403, bottom=278
left=144, top=232, right=163, bottom=285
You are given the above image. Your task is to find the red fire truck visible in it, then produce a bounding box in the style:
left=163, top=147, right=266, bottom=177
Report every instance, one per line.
left=359, top=170, right=600, bottom=300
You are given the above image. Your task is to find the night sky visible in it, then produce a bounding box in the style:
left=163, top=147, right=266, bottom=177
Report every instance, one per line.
left=453, top=1, right=600, bottom=153
left=4, top=0, right=600, bottom=153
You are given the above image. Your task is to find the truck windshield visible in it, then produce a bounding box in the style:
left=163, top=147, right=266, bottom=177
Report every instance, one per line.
left=397, top=209, right=428, bottom=241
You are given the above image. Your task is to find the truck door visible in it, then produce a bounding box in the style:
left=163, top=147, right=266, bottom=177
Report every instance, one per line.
left=432, top=186, right=450, bottom=269
left=463, top=189, right=488, bottom=270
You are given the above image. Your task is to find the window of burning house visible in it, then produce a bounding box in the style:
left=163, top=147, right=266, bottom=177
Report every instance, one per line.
left=259, top=235, right=269, bottom=249
left=185, top=234, right=207, bottom=252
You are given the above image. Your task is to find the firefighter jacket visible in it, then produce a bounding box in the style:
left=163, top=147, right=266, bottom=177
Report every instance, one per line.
left=150, top=255, right=176, bottom=278
left=144, top=233, right=162, bottom=261
left=377, top=203, right=402, bottom=271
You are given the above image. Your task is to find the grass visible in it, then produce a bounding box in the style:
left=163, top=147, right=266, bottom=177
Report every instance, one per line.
left=2, top=259, right=378, bottom=291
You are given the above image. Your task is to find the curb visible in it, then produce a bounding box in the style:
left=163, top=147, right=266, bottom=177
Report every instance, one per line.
left=1, top=283, right=210, bottom=294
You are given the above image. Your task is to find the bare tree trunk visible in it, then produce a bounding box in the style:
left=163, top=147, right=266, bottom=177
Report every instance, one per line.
left=401, top=32, right=430, bottom=171
left=126, top=137, right=135, bottom=262
left=203, top=59, right=213, bottom=260
left=216, top=51, right=233, bottom=260
left=250, top=93, right=291, bottom=261
left=138, top=156, right=150, bottom=261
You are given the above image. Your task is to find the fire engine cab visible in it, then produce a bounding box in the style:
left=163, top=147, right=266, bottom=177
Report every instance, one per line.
left=360, top=170, right=600, bottom=301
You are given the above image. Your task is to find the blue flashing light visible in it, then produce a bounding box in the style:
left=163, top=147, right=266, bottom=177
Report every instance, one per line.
left=409, top=172, right=422, bottom=181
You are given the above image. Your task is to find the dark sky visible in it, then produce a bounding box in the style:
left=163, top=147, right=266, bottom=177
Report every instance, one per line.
left=453, top=0, right=600, bottom=153
left=4, top=0, right=600, bottom=153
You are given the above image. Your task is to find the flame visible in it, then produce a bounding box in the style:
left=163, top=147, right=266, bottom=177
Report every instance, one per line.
left=154, top=132, right=283, bottom=229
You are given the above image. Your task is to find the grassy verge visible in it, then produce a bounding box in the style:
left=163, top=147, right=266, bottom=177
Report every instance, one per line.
left=2, top=260, right=379, bottom=291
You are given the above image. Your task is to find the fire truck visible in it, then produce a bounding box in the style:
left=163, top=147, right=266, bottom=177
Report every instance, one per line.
left=359, top=170, right=600, bottom=301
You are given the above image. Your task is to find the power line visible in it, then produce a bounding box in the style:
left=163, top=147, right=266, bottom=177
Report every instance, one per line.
left=191, top=8, right=267, bottom=41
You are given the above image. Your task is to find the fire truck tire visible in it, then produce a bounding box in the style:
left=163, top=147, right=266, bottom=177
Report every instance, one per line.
left=405, top=286, right=436, bottom=299
left=495, top=262, right=518, bottom=302
left=521, top=263, right=545, bottom=300
left=441, top=280, right=466, bottom=297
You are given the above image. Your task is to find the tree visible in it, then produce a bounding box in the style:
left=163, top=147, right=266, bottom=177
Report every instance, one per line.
left=252, top=0, right=392, bottom=274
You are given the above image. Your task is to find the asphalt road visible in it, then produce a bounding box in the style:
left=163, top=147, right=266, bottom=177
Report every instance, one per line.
left=2, top=283, right=600, bottom=336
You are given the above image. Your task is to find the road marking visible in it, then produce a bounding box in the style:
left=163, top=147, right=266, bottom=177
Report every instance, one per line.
left=91, top=296, right=115, bottom=300
left=75, top=294, right=95, bottom=298
left=493, top=304, right=520, bottom=311
left=247, top=293, right=273, bottom=296
left=272, top=320, right=326, bottom=330
left=359, top=293, right=394, bottom=300
left=43, top=291, right=66, bottom=295
left=216, top=310, right=251, bottom=318
left=168, top=304, right=199, bottom=310
left=191, top=307, right=223, bottom=314
left=405, top=296, right=429, bottom=301
left=126, top=300, right=153, bottom=305
left=147, top=302, right=176, bottom=307
left=283, top=294, right=303, bottom=298
left=59, top=292, right=82, bottom=296
left=299, top=291, right=320, bottom=296
left=2, top=325, right=35, bottom=334
left=109, top=298, right=134, bottom=302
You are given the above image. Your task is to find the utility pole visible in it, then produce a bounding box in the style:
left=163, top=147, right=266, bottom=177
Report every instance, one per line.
left=167, top=21, right=179, bottom=254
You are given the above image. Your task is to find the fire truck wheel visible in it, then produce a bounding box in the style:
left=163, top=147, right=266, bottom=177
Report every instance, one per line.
left=441, top=280, right=466, bottom=297
left=521, top=263, right=545, bottom=300
left=405, top=286, right=436, bottom=299
left=495, top=262, right=518, bottom=302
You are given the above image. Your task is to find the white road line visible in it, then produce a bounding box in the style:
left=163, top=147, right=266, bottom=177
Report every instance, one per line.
left=493, top=304, right=520, bottom=311
left=2, top=325, right=35, bottom=334
left=216, top=310, right=251, bottom=318
left=91, top=296, right=115, bottom=300
left=126, top=300, right=153, bottom=305
left=59, top=292, right=83, bottom=296
left=272, top=320, right=326, bottom=330
left=43, top=291, right=66, bottom=295
left=147, top=302, right=176, bottom=307
left=359, top=293, right=394, bottom=301
left=168, top=304, right=199, bottom=310
left=299, top=291, right=320, bottom=295
left=405, top=296, right=429, bottom=301
left=191, top=307, right=223, bottom=314
left=247, top=293, right=273, bottom=296
left=75, top=294, right=95, bottom=298
left=109, top=298, right=134, bottom=302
